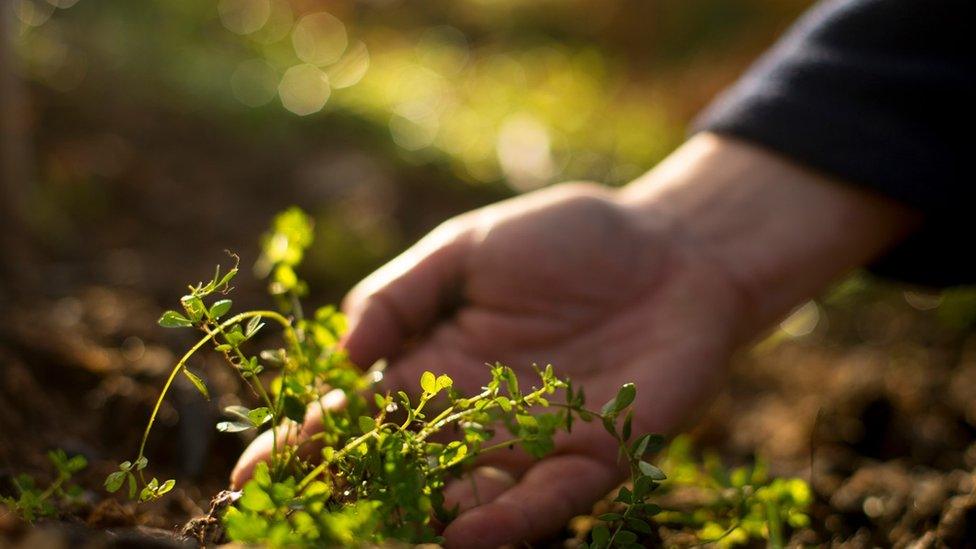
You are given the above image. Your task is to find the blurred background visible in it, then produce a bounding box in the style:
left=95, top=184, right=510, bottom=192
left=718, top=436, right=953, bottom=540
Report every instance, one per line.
left=1, top=0, right=813, bottom=299
left=3, top=1, right=976, bottom=546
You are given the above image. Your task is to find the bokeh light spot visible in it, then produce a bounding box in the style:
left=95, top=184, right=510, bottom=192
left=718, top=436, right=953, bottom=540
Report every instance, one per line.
left=279, top=64, right=331, bottom=116
left=328, top=41, right=369, bottom=89
left=14, top=0, right=55, bottom=27
left=46, top=0, right=81, bottom=8
left=292, top=12, right=347, bottom=66
left=230, top=59, right=278, bottom=107
left=780, top=301, right=821, bottom=338
left=904, top=290, right=942, bottom=311
left=251, top=0, right=293, bottom=44
left=218, top=0, right=270, bottom=35
left=389, top=114, right=438, bottom=151
left=416, top=25, right=469, bottom=75
left=497, top=114, right=554, bottom=191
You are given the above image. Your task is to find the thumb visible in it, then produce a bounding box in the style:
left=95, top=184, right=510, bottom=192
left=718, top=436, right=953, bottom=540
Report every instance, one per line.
left=230, top=388, right=346, bottom=489
left=340, top=220, right=473, bottom=370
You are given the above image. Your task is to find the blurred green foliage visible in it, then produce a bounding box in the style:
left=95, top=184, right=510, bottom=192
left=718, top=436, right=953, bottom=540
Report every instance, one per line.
left=11, top=0, right=808, bottom=190
left=656, top=436, right=811, bottom=548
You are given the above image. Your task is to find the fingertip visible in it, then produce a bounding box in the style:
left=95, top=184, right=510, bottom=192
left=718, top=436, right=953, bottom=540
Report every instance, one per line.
left=339, top=296, right=404, bottom=369
left=230, top=428, right=275, bottom=489
left=442, top=501, right=528, bottom=549
left=442, top=466, right=517, bottom=514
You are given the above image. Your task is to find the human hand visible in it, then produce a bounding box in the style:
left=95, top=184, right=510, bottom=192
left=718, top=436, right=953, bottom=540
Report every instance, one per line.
left=232, top=133, right=917, bottom=547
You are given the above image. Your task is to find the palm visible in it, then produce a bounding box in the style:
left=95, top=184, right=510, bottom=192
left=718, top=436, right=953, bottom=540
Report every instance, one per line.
left=338, top=185, right=745, bottom=546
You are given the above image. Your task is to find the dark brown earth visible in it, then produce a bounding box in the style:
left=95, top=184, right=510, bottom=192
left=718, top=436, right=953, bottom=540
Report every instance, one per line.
left=3, top=89, right=976, bottom=549
left=5, top=262, right=976, bottom=548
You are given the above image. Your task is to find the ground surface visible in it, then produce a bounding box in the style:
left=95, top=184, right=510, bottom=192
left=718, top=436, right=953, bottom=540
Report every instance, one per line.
left=3, top=88, right=976, bottom=549
left=4, top=262, right=976, bottom=548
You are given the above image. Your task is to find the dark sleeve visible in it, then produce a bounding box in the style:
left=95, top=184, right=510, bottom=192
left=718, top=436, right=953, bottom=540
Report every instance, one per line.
left=695, top=0, right=976, bottom=287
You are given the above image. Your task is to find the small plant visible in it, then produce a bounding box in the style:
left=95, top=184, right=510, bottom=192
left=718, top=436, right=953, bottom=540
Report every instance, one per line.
left=106, top=207, right=668, bottom=546
left=653, top=436, right=812, bottom=548
left=581, top=390, right=667, bottom=549
left=1, top=449, right=87, bottom=522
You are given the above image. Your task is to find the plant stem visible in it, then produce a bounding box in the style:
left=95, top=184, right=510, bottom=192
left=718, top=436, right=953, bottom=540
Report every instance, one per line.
left=202, top=314, right=281, bottom=470
left=36, top=474, right=65, bottom=502
left=428, top=437, right=526, bottom=475
left=135, top=311, right=296, bottom=476
left=416, top=385, right=550, bottom=443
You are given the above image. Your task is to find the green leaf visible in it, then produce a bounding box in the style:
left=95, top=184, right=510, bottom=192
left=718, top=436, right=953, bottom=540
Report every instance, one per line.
left=494, top=396, right=512, bottom=412
left=217, top=266, right=239, bottom=291
left=240, top=482, right=274, bottom=511
left=615, top=486, right=633, bottom=504
left=622, top=410, right=633, bottom=442
left=592, top=525, right=610, bottom=546
left=640, top=503, right=662, bottom=516
left=626, top=517, right=653, bottom=534
left=436, top=374, right=453, bottom=392
left=282, top=394, right=306, bottom=423
left=358, top=416, right=376, bottom=433
left=65, top=454, right=87, bottom=474
left=217, top=420, right=252, bottom=433
left=158, top=310, right=192, bottom=328
left=225, top=325, right=246, bottom=346
left=633, top=476, right=655, bottom=499
left=210, top=299, right=232, bottom=319
left=602, top=383, right=636, bottom=416
left=614, top=530, right=638, bottom=544
left=638, top=461, right=666, bottom=480
left=247, top=407, right=272, bottom=427
left=420, top=371, right=437, bottom=394
left=224, top=507, right=269, bottom=542
left=139, top=478, right=161, bottom=502
left=158, top=479, right=175, bottom=496
left=224, top=405, right=251, bottom=421
left=598, top=513, right=622, bottom=521
left=181, top=369, right=209, bottom=400
left=271, top=264, right=298, bottom=294
left=127, top=473, right=137, bottom=499
left=504, top=367, right=519, bottom=397
left=631, top=434, right=664, bottom=458
left=134, top=457, right=148, bottom=470
left=181, top=296, right=207, bottom=322
left=104, top=471, right=126, bottom=492
left=246, top=316, right=264, bottom=338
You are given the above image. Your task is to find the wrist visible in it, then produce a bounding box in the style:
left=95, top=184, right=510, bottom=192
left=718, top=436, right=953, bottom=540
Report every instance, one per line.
left=615, top=133, right=920, bottom=340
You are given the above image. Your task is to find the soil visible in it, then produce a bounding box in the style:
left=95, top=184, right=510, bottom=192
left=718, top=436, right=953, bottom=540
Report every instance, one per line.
left=3, top=88, right=976, bottom=548
left=5, top=263, right=976, bottom=549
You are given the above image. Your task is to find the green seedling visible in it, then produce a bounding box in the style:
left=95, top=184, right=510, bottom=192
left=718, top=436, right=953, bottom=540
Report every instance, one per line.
left=581, top=387, right=667, bottom=549
left=654, top=435, right=812, bottom=548
left=107, top=207, right=668, bottom=546
left=1, top=449, right=87, bottom=522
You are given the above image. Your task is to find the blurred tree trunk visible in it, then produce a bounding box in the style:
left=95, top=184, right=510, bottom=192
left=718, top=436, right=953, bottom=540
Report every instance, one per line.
left=0, top=3, right=34, bottom=291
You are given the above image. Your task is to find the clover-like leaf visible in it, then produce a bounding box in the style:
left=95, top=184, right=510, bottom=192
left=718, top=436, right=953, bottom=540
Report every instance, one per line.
left=420, top=371, right=437, bottom=395
left=158, top=310, right=193, bottom=328
left=210, top=299, right=233, bottom=319
left=436, top=374, right=453, bottom=392
left=601, top=382, right=636, bottom=416
left=104, top=471, right=126, bottom=493
left=182, top=368, right=210, bottom=400
left=638, top=460, right=666, bottom=480
left=358, top=416, right=376, bottom=433
left=158, top=479, right=176, bottom=496
left=218, top=420, right=253, bottom=433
